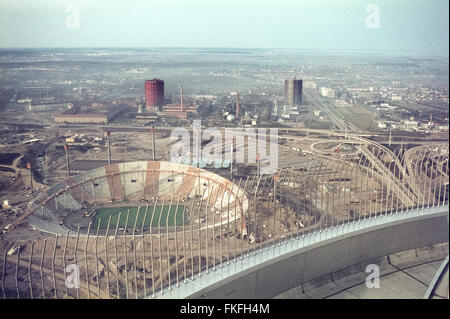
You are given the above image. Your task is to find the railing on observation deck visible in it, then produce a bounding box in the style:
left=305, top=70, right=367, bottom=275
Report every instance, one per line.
left=0, top=144, right=448, bottom=299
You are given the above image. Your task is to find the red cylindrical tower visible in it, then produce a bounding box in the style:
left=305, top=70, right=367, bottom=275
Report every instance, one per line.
left=145, top=79, right=164, bottom=110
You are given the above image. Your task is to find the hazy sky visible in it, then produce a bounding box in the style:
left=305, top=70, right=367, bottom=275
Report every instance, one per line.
left=0, top=0, right=448, bottom=56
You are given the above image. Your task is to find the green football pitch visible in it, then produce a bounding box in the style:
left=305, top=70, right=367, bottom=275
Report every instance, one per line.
left=92, top=205, right=186, bottom=229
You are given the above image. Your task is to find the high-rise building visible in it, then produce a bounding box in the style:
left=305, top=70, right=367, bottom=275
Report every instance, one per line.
left=145, top=79, right=165, bottom=110
left=284, top=79, right=303, bottom=106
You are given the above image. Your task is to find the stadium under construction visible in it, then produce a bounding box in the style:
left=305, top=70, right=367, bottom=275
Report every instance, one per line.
left=0, top=129, right=448, bottom=298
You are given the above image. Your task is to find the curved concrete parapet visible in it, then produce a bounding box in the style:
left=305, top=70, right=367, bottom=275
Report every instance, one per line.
left=155, top=206, right=449, bottom=299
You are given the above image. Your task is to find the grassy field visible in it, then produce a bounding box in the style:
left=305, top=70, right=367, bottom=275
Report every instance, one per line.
left=92, top=205, right=186, bottom=229
left=336, top=104, right=377, bottom=131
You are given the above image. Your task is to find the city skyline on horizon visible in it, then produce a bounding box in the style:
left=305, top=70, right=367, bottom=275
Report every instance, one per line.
left=0, top=0, right=448, bottom=57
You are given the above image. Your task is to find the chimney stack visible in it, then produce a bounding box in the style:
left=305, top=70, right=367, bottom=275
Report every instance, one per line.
left=180, top=86, right=183, bottom=112
left=236, top=90, right=240, bottom=119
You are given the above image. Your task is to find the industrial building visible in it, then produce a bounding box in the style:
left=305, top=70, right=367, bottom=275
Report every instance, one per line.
left=285, top=78, right=303, bottom=106
left=27, top=103, right=71, bottom=112
left=158, top=84, right=197, bottom=119
left=162, top=103, right=196, bottom=119
left=54, top=113, right=109, bottom=124
left=134, top=113, right=159, bottom=122
left=54, top=105, right=125, bottom=124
